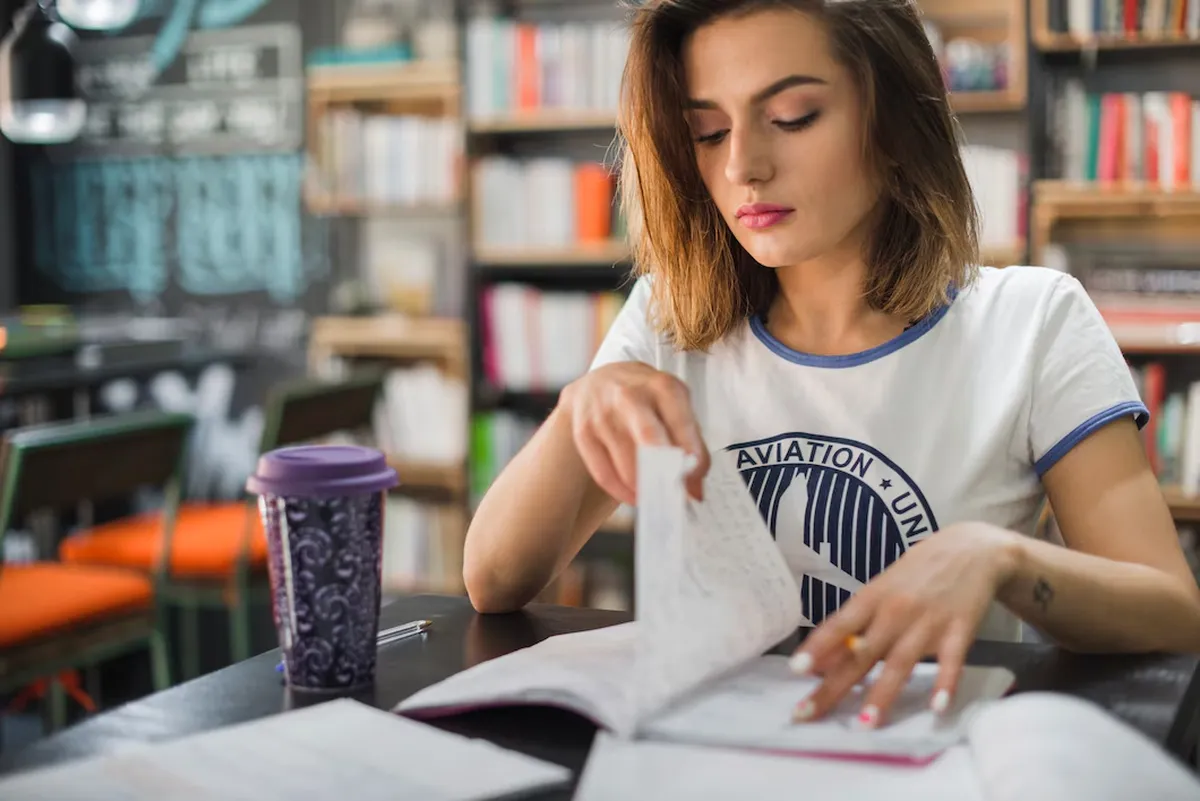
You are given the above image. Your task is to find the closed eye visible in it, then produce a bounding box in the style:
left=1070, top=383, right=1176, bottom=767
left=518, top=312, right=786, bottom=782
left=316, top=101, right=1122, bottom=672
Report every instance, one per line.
left=775, top=110, right=821, bottom=131
left=694, top=129, right=729, bottom=145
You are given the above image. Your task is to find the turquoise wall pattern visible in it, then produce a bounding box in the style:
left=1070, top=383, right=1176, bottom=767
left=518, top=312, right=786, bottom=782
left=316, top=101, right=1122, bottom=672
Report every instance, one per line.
left=30, top=152, right=326, bottom=303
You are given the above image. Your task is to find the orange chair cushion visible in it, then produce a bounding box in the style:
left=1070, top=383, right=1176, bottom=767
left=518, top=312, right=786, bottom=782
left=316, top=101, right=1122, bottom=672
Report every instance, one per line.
left=59, top=502, right=267, bottom=579
left=0, top=562, right=152, bottom=648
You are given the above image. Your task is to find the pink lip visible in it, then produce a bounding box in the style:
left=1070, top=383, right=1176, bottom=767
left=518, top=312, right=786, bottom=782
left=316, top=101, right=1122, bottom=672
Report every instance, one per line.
left=735, top=203, right=794, bottom=230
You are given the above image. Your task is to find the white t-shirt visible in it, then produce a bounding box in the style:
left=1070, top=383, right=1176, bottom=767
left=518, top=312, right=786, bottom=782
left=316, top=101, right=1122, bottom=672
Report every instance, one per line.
left=591, top=266, right=1147, bottom=642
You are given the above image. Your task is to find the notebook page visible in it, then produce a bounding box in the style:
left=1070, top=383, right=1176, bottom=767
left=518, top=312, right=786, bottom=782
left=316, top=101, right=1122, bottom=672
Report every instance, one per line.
left=396, top=621, right=641, bottom=732
left=967, top=692, right=1200, bottom=801
left=630, top=447, right=804, bottom=733
left=0, top=699, right=571, bottom=801
left=575, top=733, right=985, bottom=801
left=641, top=655, right=1015, bottom=762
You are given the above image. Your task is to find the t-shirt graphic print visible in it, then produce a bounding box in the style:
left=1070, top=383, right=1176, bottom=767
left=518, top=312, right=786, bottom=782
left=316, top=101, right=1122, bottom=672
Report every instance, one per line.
left=729, top=432, right=937, bottom=625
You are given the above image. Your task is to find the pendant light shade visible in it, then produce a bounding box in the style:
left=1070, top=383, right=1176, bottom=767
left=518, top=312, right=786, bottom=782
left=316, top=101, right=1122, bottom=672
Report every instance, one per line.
left=56, top=0, right=139, bottom=31
left=1, top=3, right=85, bottom=144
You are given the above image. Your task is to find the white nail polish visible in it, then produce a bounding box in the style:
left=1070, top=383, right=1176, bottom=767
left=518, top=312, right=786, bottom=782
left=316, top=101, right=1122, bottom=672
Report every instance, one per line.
left=857, top=705, right=880, bottom=729
left=792, top=698, right=816, bottom=722
left=788, top=651, right=813, bottom=675
left=931, top=689, right=951, bottom=714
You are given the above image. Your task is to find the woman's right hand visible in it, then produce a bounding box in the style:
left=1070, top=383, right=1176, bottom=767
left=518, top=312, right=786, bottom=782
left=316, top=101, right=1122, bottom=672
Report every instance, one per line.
left=560, top=361, right=710, bottom=505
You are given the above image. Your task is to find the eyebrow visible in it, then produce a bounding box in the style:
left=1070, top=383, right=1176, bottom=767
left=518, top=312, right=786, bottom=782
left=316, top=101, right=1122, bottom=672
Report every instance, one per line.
left=685, top=74, right=827, bottom=110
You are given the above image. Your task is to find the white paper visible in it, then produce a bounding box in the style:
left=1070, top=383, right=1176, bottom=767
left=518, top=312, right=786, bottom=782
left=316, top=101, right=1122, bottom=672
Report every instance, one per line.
left=397, top=621, right=641, bottom=733
left=631, top=448, right=804, bottom=730
left=642, top=656, right=1015, bottom=762
left=0, top=699, right=570, bottom=801
left=574, top=733, right=985, bottom=801
left=968, top=693, right=1200, bottom=801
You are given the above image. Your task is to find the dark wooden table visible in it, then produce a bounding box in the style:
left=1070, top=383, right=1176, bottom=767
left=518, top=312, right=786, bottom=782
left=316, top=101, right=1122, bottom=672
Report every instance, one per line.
left=3, top=594, right=1200, bottom=798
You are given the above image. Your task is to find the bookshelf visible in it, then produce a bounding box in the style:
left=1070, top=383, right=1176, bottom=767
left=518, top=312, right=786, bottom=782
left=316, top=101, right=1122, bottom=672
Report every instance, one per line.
left=921, top=0, right=1029, bottom=111
left=1028, top=4, right=1200, bottom=527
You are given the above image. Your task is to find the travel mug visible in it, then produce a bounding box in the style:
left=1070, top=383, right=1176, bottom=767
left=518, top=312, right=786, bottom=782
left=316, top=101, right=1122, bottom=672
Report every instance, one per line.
left=246, top=445, right=398, bottom=693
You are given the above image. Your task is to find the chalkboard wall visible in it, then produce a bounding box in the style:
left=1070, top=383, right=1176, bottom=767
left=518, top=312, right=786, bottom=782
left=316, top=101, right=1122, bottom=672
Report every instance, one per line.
left=7, top=0, right=350, bottom=502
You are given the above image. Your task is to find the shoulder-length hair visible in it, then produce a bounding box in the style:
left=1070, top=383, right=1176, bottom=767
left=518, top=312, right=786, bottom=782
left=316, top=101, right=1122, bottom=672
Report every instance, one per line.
left=618, top=0, right=980, bottom=351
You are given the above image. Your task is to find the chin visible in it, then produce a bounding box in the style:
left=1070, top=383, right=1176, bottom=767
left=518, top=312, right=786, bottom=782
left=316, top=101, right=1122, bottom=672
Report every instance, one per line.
left=739, top=242, right=817, bottom=269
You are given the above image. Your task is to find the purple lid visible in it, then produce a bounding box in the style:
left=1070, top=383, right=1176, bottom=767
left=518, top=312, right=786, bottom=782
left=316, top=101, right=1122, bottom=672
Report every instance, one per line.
left=246, top=445, right=398, bottom=497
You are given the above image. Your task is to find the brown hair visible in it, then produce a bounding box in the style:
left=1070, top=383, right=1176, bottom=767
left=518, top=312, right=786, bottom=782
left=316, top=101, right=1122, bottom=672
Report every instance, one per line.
left=618, top=0, right=980, bottom=351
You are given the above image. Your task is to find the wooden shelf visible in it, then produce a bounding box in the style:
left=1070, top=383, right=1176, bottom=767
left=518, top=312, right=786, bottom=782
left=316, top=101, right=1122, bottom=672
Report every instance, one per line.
left=307, top=60, right=460, bottom=103
left=305, top=193, right=462, bottom=217
left=1031, top=181, right=1200, bottom=262
left=468, top=109, right=618, bottom=134
left=475, top=241, right=631, bottom=267
left=309, top=315, right=467, bottom=377
left=1162, top=487, right=1200, bottom=523
left=387, top=457, right=467, bottom=496
left=1034, top=30, right=1200, bottom=52
left=950, top=89, right=1025, bottom=114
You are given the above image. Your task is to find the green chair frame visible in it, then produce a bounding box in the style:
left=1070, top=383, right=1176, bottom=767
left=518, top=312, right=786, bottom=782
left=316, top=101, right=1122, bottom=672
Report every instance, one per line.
left=169, top=370, right=386, bottom=678
left=0, top=410, right=194, bottom=730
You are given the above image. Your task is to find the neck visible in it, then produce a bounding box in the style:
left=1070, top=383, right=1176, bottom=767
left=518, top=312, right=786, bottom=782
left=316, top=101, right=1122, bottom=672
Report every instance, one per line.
left=767, top=245, right=908, bottom=357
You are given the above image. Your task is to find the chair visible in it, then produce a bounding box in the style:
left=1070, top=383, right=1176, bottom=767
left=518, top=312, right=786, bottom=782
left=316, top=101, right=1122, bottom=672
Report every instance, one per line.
left=0, top=411, right=193, bottom=731
left=59, top=372, right=386, bottom=678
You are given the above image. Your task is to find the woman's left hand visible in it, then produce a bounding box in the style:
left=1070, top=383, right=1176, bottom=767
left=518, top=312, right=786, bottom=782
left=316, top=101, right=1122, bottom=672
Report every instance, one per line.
left=788, top=522, right=1023, bottom=728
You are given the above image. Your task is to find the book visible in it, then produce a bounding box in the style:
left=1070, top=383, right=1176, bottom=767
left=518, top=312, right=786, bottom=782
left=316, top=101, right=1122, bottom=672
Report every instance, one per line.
left=396, top=446, right=1015, bottom=763
left=574, top=691, right=1200, bottom=801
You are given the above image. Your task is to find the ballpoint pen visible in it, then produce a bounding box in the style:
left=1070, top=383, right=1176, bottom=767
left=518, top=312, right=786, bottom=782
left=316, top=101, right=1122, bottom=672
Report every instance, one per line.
left=275, top=619, right=433, bottom=673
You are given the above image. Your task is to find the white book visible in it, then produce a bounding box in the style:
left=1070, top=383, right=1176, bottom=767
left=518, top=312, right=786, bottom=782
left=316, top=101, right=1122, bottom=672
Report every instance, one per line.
left=1067, top=0, right=1092, bottom=38
left=1180, top=381, right=1200, bottom=496
left=0, top=699, right=570, bottom=801
left=397, top=447, right=1014, bottom=762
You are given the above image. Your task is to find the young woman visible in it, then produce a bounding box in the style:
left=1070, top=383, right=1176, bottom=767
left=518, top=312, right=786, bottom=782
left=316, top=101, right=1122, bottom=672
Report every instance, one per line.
left=463, top=0, right=1200, bottom=727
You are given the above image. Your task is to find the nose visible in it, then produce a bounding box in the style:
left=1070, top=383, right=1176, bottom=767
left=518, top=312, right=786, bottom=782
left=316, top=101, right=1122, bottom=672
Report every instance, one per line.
left=724, top=125, right=774, bottom=186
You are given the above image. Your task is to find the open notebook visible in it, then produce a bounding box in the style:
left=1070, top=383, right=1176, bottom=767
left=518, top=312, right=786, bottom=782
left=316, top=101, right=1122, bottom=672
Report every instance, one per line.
left=397, top=447, right=1014, bottom=762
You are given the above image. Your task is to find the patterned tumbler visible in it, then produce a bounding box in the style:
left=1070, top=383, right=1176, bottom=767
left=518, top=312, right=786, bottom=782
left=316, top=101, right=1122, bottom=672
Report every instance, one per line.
left=246, top=445, right=398, bottom=693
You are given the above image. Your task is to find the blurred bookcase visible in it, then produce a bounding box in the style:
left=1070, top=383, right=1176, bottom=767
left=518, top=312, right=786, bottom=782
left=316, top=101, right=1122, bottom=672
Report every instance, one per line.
left=459, top=0, right=637, bottom=610
left=302, top=32, right=472, bottom=596
left=1028, top=0, right=1200, bottom=564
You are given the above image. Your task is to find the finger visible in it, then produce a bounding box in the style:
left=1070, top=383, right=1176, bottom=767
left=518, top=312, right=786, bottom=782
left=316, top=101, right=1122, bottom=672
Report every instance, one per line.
left=931, top=621, right=973, bottom=715
left=789, top=591, right=876, bottom=676
left=598, top=404, right=644, bottom=495
left=575, top=420, right=635, bottom=506
left=793, top=606, right=903, bottom=723
left=858, top=620, right=934, bottom=729
left=648, top=377, right=709, bottom=499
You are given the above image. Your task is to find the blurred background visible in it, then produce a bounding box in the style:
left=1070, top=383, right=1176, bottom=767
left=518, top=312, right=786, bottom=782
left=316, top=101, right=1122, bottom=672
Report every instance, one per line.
left=0, top=0, right=1198, bottom=757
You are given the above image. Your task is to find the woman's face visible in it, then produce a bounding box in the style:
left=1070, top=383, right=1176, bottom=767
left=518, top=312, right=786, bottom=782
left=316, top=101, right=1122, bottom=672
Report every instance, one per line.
left=683, top=8, right=882, bottom=269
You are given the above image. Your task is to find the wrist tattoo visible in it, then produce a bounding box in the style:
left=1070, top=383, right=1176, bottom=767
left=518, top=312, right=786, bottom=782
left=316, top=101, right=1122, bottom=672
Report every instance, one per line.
left=1032, top=577, right=1055, bottom=612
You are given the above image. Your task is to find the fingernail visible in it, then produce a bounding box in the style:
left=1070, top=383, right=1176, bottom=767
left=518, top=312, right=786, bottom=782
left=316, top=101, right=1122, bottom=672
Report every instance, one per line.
left=792, top=698, right=816, bottom=722
left=788, top=651, right=813, bottom=675
left=857, top=705, right=880, bottom=729
left=931, top=689, right=951, bottom=714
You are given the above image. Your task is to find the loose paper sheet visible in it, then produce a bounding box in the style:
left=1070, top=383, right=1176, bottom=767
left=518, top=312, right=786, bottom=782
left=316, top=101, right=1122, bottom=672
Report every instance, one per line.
left=0, top=699, right=570, bottom=801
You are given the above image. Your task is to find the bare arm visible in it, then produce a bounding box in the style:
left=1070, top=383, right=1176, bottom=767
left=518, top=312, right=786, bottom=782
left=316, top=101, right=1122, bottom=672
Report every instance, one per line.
left=462, top=404, right=619, bottom=613
left=997, top=417, right=1200, bottom=653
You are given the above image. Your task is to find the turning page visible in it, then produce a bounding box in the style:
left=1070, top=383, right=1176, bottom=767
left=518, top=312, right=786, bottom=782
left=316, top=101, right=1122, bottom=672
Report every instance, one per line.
left=631, top=446, right=805, bottom=728
left=398, top=445, right=808, bottom=734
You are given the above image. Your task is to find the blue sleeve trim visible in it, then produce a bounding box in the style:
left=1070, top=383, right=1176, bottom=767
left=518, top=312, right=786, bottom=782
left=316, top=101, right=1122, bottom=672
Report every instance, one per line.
left=1034, top=401, right=1150, bottom=478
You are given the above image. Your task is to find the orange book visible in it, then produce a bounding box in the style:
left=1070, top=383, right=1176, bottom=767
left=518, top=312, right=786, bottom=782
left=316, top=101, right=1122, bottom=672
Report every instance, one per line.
left=515, top=24, right=540, bottom=111
left=574, top=163, right=614, bottom=243
left=1171, top=93, right=1192, bottom=188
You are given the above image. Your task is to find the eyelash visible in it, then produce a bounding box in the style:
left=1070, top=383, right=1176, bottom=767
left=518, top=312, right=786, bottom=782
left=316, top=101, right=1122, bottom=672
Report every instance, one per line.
left=694, top=111, right=822, bottom=145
